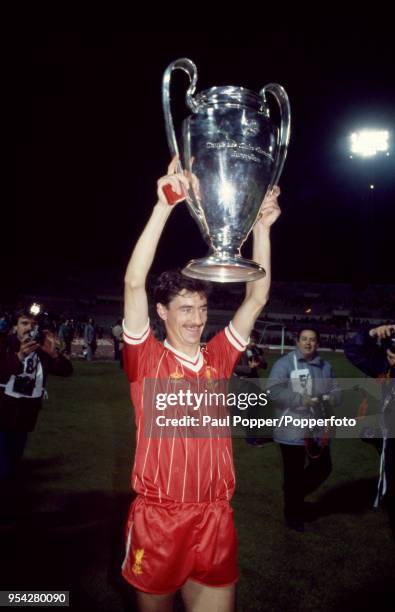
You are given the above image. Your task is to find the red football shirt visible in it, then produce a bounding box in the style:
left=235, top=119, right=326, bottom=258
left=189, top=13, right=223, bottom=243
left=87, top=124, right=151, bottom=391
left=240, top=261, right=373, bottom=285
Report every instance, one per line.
left=123, top=320, right=247, bottom=503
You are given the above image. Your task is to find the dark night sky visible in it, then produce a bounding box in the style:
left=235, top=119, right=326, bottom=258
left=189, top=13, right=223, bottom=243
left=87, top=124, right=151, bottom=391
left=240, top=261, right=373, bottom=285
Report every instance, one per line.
left=4, top=19, right=395, bottom=300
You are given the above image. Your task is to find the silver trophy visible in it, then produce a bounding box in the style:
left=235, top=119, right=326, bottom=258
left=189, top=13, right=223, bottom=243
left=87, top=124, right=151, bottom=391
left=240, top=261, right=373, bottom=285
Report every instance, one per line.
left=162, top=58, right=291, bottom=282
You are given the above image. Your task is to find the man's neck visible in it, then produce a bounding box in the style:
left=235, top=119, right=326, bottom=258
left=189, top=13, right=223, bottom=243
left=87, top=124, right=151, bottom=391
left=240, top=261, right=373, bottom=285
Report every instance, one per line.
left=298, top=351, right=317, bottom=362
left=165, top=336, right=200, bottom=358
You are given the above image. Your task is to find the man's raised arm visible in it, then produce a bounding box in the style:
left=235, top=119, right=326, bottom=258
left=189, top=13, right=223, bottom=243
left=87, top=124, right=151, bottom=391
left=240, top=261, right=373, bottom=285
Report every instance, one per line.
left=232, top=186, right=281, bottom=341
left=124, top=157, right=188, bottom=333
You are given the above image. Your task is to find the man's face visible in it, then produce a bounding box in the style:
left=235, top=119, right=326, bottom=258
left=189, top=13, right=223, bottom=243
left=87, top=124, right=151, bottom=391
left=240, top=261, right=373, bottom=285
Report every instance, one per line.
left=157, top=290, right=208, bottom=350
left=15, top=316, right=36, bottom=341
left=297, top=330, right=318, bottom=361
left=387, top=349, right=395, bottom=368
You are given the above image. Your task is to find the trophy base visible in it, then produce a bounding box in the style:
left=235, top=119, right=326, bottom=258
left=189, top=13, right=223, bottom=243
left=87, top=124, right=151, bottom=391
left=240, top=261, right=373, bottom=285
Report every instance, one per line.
left=182, top=256, right=266, bottom=283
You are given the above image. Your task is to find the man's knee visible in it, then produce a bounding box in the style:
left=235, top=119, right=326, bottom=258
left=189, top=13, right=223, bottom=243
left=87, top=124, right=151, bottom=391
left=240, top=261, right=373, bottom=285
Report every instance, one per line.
left=181, top=580, right=235, bottom=612
left=136, top=588, right=175, bottom=612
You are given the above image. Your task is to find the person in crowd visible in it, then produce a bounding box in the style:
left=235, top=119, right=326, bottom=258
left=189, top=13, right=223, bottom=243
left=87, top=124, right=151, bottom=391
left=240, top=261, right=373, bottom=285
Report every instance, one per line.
left=83, top=317, right=97, bottom=361
left=0, top=307, right=73, bottom=520
left=345, top=323, right=395, bottom=535
left=267, top=328, right=341, bottom=531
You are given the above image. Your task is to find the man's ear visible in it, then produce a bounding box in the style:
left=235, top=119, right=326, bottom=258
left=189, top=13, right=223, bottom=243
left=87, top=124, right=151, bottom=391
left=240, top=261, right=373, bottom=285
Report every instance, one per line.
left=156, top=303, right=168, bottom=321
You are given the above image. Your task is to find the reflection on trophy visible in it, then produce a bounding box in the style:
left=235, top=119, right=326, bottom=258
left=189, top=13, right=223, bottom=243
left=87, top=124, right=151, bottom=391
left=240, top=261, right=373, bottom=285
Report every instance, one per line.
left=162, top=58, right=291, bottom=283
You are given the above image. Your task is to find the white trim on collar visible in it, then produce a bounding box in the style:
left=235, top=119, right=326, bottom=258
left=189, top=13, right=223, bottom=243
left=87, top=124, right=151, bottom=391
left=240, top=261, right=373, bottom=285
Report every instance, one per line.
left=163, top=339, right=204, bottom=372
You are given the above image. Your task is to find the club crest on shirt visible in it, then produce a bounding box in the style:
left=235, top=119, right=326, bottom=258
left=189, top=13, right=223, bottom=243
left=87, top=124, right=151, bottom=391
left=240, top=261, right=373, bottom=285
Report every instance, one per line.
left=204, top=365, right=217, bottom=379
left=132, top=548, right=144, bottom=575
left=169, top=365, right=184, bottom=381
left=204, top=365, right=219, bottom=388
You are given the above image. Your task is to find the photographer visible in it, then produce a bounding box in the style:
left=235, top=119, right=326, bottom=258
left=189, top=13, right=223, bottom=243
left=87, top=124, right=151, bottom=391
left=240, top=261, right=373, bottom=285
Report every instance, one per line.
left=0, top=308, right=72, bottom=518
left=245, top=330, right=267, bottom=377
left=345, top=324, right=395, bottom=534
left=267, top=328, right=341, bottom=531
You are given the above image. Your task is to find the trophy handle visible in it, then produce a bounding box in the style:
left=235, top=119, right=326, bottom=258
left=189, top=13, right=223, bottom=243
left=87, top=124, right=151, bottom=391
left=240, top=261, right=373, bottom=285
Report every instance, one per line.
left=162, top=58, right=204, bottom=220
left=162, top=58, right=198, bottom=161
left=259, top=83, right=291, bottom=190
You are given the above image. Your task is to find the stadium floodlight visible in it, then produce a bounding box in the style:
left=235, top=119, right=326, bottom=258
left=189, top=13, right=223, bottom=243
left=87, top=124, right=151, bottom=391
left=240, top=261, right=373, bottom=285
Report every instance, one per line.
left=349, top=130, right=389, bottom=157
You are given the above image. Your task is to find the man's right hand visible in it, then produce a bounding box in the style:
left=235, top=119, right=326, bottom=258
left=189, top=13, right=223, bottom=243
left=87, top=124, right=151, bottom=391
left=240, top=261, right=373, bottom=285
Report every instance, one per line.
left=369, top=324, right=395, bottom=340
left=17, top=335, right=39, bottom=361
left=157, top=156, right=189, bottom=206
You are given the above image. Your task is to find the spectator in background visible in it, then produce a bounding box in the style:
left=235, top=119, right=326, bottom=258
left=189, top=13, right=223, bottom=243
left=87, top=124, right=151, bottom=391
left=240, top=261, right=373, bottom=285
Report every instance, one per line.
left=345, top=324, right=395, bottom=536
left=245, top=330, right=267, bottom=377
left=0, top=313, right=10, bottom=335
left=83, top=318, right=97, bottom=361
left=0, top=307, right=72, bottom=520
left=242, top=331, right=269, bottom=448
left=58, top=319, right=74, bottom=357
left=112, top=319, right=123, bottom=368
left=267, top=328, right=341, bottom=532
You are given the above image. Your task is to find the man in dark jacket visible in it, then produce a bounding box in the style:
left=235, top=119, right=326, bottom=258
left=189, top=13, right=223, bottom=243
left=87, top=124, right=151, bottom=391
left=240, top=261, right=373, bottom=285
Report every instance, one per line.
left=0, top=308, right=73, bottom=518
left=345, top=323, right=395, bottom=535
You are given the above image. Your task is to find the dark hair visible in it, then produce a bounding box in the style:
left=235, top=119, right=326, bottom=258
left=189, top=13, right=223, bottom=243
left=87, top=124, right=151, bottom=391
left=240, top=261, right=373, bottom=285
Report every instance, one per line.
left=11, top=308, right=37, bottom=326
left=296, top=328, right=321, bottom=343
left=154, top=269, right=211, bottom=307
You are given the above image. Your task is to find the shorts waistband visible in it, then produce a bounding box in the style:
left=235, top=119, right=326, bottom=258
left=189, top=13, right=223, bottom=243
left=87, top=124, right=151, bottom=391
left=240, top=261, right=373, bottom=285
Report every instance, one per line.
left=135, top=495, right=230, bottom=508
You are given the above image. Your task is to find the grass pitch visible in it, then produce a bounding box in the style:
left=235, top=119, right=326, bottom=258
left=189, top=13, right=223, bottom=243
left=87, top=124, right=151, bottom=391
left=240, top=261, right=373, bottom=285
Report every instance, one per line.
left=1, top=353, right=394, bottom=611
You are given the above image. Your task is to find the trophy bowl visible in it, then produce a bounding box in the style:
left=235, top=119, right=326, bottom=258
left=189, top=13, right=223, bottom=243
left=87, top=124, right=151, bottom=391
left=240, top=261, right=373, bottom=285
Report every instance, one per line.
left=162, top=59, right=291, bottom=283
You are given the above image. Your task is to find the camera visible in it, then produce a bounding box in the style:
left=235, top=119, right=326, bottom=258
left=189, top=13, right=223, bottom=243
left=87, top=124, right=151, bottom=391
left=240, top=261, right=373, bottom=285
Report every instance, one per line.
left=13, top=375, right=35, bottom=396
left=382, top=330, right=395, bottom=354
left=307, top=394, right=333, bottom=433
left=29, top=325, right=46, bottom=345
left=26, top=303, right=49, bottom=346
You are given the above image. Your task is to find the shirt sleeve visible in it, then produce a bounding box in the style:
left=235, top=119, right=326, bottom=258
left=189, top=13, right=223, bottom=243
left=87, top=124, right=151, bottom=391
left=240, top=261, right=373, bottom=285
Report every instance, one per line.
left=0, top=335, right=23, bottom=383
left=44, top=352, right=73, bottom=377
left=122, top=320, right=162, bottom=383
left=206, top=321, right=248, bottom=378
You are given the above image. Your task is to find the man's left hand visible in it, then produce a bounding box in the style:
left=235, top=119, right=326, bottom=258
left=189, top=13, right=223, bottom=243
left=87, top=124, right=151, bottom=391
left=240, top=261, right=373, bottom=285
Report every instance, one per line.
left=41, top=331, right=60, bottom=359
left=369, top=324, right=395, bottom=340
left=254, top=186, right=281, bottom=231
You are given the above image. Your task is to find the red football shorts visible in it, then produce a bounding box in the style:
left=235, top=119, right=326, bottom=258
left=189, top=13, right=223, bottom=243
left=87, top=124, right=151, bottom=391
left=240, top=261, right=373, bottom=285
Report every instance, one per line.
left=122, top=495, right=239, bottom=594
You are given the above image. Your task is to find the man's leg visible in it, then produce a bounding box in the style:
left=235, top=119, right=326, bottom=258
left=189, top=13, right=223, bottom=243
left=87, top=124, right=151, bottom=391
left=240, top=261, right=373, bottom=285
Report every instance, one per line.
left=0, top=431, right=28, bottom=481
left=279, top=443, right=306, bottom=528
left=181, top=580, right=235, bottom=612
left=303, top=443, right=332, bottom=497
left=0, top=431, right=28, bottom=520
left=135, top=589, right=175, bottom=612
